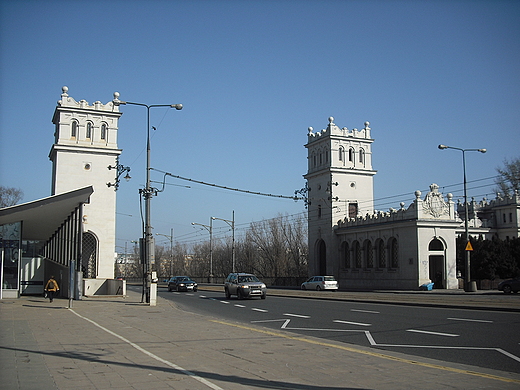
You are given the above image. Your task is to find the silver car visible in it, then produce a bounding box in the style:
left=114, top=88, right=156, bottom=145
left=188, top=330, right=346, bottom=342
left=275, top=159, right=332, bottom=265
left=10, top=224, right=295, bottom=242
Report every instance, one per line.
left=301, top=276, right=338, bottom=291
left=225, top=273, right=267, bottom=299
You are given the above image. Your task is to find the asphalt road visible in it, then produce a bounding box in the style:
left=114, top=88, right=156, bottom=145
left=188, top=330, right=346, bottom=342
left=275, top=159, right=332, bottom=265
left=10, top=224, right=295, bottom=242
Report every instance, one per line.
left=156, top=287, right=520, bottom=374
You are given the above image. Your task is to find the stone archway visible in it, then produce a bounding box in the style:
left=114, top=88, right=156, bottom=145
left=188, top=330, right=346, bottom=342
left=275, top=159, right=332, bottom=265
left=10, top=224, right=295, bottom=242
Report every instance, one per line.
left=428, top=238, right=445, bottom=288
left=82, top=232, right=98, bottom=279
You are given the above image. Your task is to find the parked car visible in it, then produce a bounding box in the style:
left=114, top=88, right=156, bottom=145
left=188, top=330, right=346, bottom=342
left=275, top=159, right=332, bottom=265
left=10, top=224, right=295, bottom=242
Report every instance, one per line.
left=301, top=276, right=338, bottom=291
left=224, top=273, right=267, bottom=299
left=168, top=276, right=198, bottom=292
left=498, top=277, right=520, bottom=294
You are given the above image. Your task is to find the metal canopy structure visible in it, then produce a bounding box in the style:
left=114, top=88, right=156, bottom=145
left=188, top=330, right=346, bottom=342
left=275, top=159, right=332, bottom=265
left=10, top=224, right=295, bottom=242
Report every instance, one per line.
left=0, top=186, right=93, bottom=241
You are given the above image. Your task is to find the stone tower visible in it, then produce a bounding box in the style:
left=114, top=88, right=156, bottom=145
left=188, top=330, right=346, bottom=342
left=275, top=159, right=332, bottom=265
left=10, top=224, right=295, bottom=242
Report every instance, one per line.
left=304, top=117, right=376, bottom=277
left=49, top=86, right=123, bottom=279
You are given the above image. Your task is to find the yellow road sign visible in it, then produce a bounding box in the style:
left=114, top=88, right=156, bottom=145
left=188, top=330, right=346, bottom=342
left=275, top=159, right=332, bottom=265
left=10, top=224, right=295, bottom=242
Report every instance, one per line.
left=465, top=241, right=473, bottom=251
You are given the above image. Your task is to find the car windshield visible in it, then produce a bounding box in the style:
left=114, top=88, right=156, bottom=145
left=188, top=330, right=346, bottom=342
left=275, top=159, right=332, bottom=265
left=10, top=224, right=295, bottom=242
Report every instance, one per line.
left=238, top=275, right=260, bottom=283
left=179, top=277, right=191, bottom=282
left=324, top=276, right=336, bottom=281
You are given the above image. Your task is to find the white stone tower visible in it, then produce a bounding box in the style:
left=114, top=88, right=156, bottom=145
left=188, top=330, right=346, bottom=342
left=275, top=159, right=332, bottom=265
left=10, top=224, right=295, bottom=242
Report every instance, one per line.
left=304, top=117, right=376, bottom=276
left=49, top=86, right=123, bottom=279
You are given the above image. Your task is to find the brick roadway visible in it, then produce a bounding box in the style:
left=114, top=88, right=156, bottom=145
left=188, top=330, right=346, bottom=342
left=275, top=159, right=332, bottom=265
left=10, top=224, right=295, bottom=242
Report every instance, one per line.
left=1, top=288, right=519, bottom=390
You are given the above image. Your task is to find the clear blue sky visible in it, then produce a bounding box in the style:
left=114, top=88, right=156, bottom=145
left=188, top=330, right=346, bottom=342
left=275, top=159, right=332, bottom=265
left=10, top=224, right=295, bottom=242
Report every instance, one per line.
left=1, top=0, right=519, bottom=251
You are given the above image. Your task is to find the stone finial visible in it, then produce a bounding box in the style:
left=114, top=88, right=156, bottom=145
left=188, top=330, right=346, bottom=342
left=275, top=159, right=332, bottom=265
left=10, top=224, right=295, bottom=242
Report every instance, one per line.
left=447, top=193, right=453, bottom=201
left=328, top=117, right=334, bottom=125
left=308, top=126, right=313, bottom=135
left=364, top=121, right=370, bottom=129
left=114, top=91, right=120, bottom=100
left=415, top=190, right=422, bottom=199
left=61, top=86, right=69, bottom=97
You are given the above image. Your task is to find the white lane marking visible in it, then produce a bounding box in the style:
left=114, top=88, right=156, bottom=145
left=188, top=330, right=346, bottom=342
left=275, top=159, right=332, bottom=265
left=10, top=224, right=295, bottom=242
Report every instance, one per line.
left=220, top=301, right=230, bottom=304
left=252, top=318, right=367, bottom=332
left=365, top=332, right=520, bottom=363
left=351, top=309, right=380, bottom=314
left=234, top=304, right=246, bottom=308
left=448, top=317, right=493, bottom=323
left=199, top=295, right=207, bottom=298
left=69, top=309, right=223, bottom=390
left=252, top=308, right=268, bottom=312
left=333, top=320, right=371, bottom=327
left=283, top=313, right=310, bottom=318
left=407, top=329, right=459, bottom=337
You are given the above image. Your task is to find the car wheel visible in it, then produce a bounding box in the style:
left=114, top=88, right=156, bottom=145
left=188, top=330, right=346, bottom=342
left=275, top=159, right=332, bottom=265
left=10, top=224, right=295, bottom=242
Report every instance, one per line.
left=225, top=288, right=231, bottom=299
left=301, top=285, right=306, bottom=290
left=168, top=287, right=172, bottom=292
left=194, top=288, right=198, bottom=292
left=503, top=285, right=512, bottom=294
left=261, top=293, right=266, bottom=299
left=237, top=289, right=242, bottom=300
left=316, top=285, right=321, bottom=291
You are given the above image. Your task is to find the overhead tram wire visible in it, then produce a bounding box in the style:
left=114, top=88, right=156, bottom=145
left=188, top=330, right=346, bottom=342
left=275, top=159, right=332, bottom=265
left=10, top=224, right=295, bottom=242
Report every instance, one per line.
left=150, top=168, right=304, bottom=201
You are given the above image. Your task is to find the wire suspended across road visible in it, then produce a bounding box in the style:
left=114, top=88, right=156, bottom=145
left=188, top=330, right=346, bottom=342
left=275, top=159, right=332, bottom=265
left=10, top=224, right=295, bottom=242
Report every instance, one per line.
left=150, top=168, right=304, bottom=201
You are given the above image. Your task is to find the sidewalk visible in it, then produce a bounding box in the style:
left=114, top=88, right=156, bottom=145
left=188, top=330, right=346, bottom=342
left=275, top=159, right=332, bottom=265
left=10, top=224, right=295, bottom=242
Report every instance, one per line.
left=1, top=289, right=519, bottom=390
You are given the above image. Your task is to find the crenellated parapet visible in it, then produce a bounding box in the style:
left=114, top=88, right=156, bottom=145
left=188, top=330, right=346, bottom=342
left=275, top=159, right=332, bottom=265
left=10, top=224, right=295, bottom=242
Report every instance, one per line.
left=335, top=183, right=457, bottom=229
left=307, top=116, right=371, bottom=144
left=57, top=86, right=120, bottom=112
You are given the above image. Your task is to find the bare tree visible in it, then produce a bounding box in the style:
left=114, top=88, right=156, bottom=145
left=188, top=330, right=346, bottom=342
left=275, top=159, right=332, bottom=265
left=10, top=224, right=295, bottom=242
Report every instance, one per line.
left=495, top=157, right=520, bottom=197
left=0, top=186, right=23, bottom=208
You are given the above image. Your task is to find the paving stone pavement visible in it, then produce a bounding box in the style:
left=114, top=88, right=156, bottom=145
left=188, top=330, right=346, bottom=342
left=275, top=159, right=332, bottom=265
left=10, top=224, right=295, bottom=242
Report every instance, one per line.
left=1, top=289, right=519, bottom=390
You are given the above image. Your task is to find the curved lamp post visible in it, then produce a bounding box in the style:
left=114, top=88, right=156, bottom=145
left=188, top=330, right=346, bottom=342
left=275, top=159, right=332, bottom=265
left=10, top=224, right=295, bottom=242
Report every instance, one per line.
left=192, top=220, right=213, bottom=282
left=212, top=211, right=235, bottom=273
left=156, top=228, right=174, bottom=278
left=438, top=144, right=486, bottom=292
left=113, top=96, right=182, bottom=303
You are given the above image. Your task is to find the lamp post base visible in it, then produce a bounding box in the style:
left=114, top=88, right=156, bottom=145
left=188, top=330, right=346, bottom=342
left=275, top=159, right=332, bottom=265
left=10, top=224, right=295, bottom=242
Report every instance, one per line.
left=465, top=281, right=477, bottom=292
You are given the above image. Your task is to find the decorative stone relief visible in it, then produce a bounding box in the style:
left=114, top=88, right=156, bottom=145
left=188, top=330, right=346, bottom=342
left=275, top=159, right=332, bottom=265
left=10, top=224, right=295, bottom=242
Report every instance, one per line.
left=423, top=183, right=449, bottom=218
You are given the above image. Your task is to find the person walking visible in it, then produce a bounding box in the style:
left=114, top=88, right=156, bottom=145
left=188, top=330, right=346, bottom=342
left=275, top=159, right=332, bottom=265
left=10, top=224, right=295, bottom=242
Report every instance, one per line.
left=45, top=276, right=59, bottom=302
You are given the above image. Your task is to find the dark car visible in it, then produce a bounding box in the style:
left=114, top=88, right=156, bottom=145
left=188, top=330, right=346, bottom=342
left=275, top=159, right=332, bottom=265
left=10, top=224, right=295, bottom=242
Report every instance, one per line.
left=498, top=277, right=520, bottom=294
left=224, top=272, right=266, bottom=299
left=168, top=276, right=198, bottom=292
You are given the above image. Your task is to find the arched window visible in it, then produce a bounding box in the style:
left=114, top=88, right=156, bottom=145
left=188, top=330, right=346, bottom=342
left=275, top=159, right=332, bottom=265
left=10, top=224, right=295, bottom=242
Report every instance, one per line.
left=377, top=239, right=386, bottom=268
left=389, top=237, right=399, bottom=268
left=364, top=239, right=373, bottom=268
left=429, top=238, right=444, bottom=251
left=339, top=146, right=344, bottom=162
left=86, top=122, right=93, bottom=139
left=353, top=241, right=361, bottom=268
left=101, top=123, right=107, bottom=140
left=71, top=120, right=78, bottom=138
left=341, top=241, right=350, bottom=268
left=349, top=147, right=354, bottom=162
left=359, top=148, right=365, bottom=165
left=318, top=204, right=322, bottom=218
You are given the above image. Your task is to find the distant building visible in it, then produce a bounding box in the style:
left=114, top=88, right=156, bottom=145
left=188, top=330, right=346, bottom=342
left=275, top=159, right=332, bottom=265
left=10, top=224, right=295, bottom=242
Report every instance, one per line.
left=305, top=117, right=519, bottom=290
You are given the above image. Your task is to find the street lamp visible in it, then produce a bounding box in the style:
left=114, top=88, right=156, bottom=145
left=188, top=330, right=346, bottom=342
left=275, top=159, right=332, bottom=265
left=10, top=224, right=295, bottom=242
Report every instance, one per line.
left=192, top=220, right=213, bottom=282
left=212, top=211, right=236, bottom=273
left=438, top=144, right=486, bottom=292
left=156, top=228, right=174, bottom=278
left=113, top=94, right=182, bottom=304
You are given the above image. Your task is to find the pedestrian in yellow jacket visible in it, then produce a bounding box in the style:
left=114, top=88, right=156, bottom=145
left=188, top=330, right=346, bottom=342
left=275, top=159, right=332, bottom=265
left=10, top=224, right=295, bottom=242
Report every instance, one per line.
left=45, top=276, right=59, bottom=303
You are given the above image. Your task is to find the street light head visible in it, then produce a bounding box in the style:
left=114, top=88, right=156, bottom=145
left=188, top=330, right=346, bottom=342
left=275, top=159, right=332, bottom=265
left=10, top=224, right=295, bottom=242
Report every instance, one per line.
left=438, top=144, right=448, bottom=150
left=478, top=149, right=487, bottom=153
left=171, top=104, right=183, bottom=110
